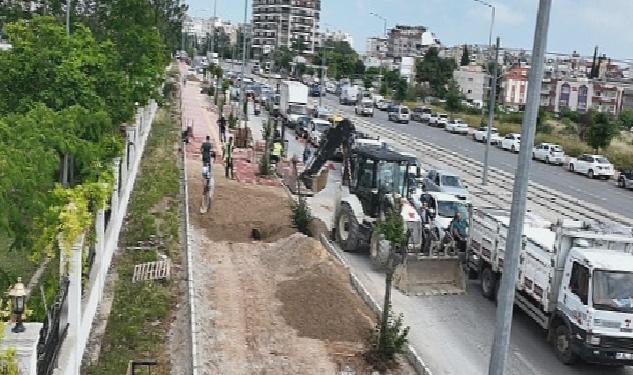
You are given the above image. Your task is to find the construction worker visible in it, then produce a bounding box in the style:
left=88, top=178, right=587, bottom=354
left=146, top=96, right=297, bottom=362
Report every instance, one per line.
left=449, top=211, right=468, bottom=254
left=218, top=115, right=227, bottom=143
left=271, top=141, right=283, bottom=164
left=200, top=136, right=215, bottom=166
left=223, top=136, right=234, bottom=179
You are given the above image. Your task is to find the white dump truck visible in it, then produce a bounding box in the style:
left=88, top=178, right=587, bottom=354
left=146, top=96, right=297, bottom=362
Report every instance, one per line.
left=467, top=207, right=633, bottom=366
left=279, top=80, right=308, bottom=126
left=339, top=85, right=359, bottom=105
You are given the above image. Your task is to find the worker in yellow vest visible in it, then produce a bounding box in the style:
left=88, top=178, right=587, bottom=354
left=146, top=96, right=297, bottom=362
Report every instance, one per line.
left=271, top=141, right=283, bottom=164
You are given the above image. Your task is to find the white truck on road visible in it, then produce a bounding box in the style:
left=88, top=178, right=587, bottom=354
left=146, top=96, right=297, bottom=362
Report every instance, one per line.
left=339, top=85, right=360, bottom=105
left=355, top=98, right=374, bottom=117
left=280, top=80, right=309, bottom=126
left=467, top=208, right=633, bottom=366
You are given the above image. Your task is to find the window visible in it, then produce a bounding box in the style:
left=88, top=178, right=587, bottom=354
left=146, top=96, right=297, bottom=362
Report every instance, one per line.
left=569, top=262, right=589, bottom=305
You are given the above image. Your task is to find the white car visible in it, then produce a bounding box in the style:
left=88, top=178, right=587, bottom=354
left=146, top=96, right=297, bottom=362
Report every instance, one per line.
left=500, top=133, right=521, bottom=153
left=355, top=100, right=374, bottom=117
left=472, top=126, right=501, bottom=144
left=388, top=105, right=410, bottom=123
left=568, top=154, right=614, bottom=179
left=309, top=119, right=331, bottom=146
left=532, top=143, right=565, bottom=165
left=436, top=113, right=449, bottom=128
left=445, top=119, right=469, bottom=135
left=428, top=112, right=438, bottom=125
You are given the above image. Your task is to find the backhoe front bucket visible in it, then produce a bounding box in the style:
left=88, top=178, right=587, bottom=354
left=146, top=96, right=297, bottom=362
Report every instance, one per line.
left=393, top=255, right=466, bottom=296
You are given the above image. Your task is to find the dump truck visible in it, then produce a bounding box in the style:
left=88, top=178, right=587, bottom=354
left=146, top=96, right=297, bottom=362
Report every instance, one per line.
left=301, top=119, right=466, bottom=296
left=279, top=80, right=308, bottom=126
left=468, top=207, right=633, bottom=366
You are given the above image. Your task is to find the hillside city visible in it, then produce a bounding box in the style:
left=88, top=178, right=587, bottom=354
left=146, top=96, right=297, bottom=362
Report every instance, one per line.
left=1, top=0, right=633, bottom=375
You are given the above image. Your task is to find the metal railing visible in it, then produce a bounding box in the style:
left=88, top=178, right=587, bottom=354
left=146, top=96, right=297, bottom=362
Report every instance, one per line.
left=36, top=277, right=70, bottom=375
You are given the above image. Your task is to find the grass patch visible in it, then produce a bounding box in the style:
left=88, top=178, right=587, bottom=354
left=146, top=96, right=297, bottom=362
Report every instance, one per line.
left=85, top=104, right=181, bottom=375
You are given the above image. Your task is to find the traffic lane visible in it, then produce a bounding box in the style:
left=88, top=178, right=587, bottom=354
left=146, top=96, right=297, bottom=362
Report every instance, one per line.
left=343, top=253, right=632, bottom=375
left=322, top=96, right=633, bottom=219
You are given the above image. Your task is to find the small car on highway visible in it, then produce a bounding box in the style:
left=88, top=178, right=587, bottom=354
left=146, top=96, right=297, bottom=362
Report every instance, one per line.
left=568, top=154, right=614, bottom=179
left=376, top=99, right=391, bottom=111
left=532, top=143, right=565, bottom=165
left=412, top=106, right=431, bottom=122
left=388, top=105, right=410, bottom=124
left=618, top=169, right=633, bottom=189
left=435, top=113, right=449, bottom=128
left=422, top=169, right=469, bottom=201
left=500, top=133, right=521, bottom=153
left=472, top=126, right=501, bottom=144
left=445, top=119, right=469, bottom=135
left=428, top=112, right=438, bottom=125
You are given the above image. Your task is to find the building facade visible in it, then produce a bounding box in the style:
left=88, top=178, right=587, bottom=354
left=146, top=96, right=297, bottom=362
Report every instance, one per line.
left=251, top=0, right=321, bottom=57
left=500, top=67, right=529, bottom=108
left=453, top=65, right=487, bottom=106
left=386, top=25, right=440, bottom=58
left=365, top=37, right=388, bottom=59
left=322, top=30, right=353, bottom=47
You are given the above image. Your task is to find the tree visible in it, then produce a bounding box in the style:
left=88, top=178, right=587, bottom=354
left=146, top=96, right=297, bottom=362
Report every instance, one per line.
left=586, top=112, right=619, bottom=151
left=460, top=45, right=470, bottom=66
left=619, top=110, right=633, bottom=130
left=313, top=40, right=361, bottom=80
left=415, top=47, right=457, bottom=97
left=445, top=81, right=462, bottom=114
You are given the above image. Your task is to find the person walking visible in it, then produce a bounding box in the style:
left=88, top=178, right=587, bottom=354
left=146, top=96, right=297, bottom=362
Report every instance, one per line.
left=271, top=141, right=283, bottom=164
left=200, top=135, right=215, bottom=166
left=223, top=136, right=234, bottom=179
left=218, top=115, right=227, bottom=143
left=449, top=211, right=468, bottom=254
left=302, top=144, right=311, bottom=165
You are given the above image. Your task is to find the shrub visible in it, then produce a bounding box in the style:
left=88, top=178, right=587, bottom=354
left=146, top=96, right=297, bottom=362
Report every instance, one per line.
left=366, top=307, right=410, bottom=367
left=291, top=198, right=312, bottom=236
left=496, top=122, right=521, bottom=136
left=606, top=148, right=633, bottom=171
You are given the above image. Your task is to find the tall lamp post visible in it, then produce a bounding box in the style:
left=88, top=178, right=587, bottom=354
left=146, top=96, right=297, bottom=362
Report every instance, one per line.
left=472, top=0, right=497, bottom=185
left=238, top=0, right=249, bottom=127
left=319, top=45, right=334, bottom=108
left=370, top=12, right=387, bottom=94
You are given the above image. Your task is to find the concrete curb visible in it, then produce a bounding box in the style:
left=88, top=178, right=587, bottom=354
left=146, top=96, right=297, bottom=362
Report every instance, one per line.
left=319, top=234, right=434, bottom=375
left=182, top=136, right=199, bottom=374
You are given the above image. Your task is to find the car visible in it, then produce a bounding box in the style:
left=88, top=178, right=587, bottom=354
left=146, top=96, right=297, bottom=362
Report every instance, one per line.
left=355, top=99, right=374, bottom=117
left=422, top=169, right=469, bottom=201
left=308, top=84, right=322, bottom=97
left=445, top=119, right=469, bottom=135
left=377, top=100, right=391, bottom=111
left=411, top=106, right=426, bottom=122
left=295, top=116, right=312, bottom=138
left=618, top=169, right=633, bottom=189
left=388, top=105, right=410, bottom=124
left=568, top=154, right=614, bottom=179
left=532, top=143, right=565, bottom=165
left=435, top=113, right=449, bottom=128
left=308, top=119, right=332, bottom=146
left=428, top=112, right=438, bottom=125
left=472, top=126, right=501, bottom=144
left=500, top=133, right=521, bottom=153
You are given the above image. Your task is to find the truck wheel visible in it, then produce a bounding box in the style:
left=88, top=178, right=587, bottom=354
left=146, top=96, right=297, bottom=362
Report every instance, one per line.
left=619, top=177, right=626, bottom=188
left=481, top=266, right=497, bottom=300
left=554, top=324, right=578, bottom=365
left=335, top=203, right=361, bottom=252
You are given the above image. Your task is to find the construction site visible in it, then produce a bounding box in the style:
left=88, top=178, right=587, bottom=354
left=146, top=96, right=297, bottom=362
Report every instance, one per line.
left=181, top=66, right=418, bottom=374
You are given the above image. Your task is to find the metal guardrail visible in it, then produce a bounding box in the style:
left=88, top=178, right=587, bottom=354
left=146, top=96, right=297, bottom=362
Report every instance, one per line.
left=36, top=277, right=70, bottom=375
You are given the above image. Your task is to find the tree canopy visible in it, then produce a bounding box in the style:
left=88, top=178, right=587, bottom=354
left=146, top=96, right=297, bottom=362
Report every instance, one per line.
left=415, top=47, right=457, bottom=98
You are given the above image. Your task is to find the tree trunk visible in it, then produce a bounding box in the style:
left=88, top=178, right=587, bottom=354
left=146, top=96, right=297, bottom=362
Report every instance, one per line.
left=379, top=254, right=394, bottom=352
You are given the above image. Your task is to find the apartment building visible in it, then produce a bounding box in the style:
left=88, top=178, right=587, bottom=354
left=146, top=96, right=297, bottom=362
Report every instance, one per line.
left=453, top=65, right=487, bottom=106
left=322, top=30, right=353, bottom=47
left=386, top=25, right=440, bottom=58
left=365, top=37, right=388, bottom=59
left=500, top=67, right=529, bottom=108
left=251, top=0, right=321, bottom=57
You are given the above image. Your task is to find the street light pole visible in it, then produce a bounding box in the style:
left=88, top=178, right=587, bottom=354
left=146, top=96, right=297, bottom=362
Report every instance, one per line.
left=239, top=0, right=249, bottom=126
left=487, top=1, right=552, bottom=375
left=210, top=0, right=218, bottom=56
left=370, top=12, right=387, bottom=94
left=66, top=0, right=71, bottom=35
left=473, top=0, right=496, bottom=184
left=482, top=37, right=499, bottom=185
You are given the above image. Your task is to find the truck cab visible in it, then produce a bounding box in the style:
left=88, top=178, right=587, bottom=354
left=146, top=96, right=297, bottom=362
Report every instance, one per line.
left=556, top=245, right=633, bottom=365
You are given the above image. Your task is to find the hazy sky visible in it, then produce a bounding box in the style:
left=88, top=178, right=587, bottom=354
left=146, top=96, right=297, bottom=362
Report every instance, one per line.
left=186, top=0, right=632, bottom=60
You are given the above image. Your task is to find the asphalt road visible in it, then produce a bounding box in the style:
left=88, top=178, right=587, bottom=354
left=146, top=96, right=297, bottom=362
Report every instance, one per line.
left=321, top=95, right=633, bottom=220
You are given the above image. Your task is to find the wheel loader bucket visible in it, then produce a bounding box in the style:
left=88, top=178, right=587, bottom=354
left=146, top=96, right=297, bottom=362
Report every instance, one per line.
left=393, top=255, right=466, bottom=296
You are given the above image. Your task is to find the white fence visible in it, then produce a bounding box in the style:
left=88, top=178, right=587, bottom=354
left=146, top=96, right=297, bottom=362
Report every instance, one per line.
left=52, top=100, right=158, bottom=375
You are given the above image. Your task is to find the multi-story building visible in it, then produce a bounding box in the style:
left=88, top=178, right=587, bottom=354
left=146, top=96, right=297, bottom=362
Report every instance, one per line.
left=251, top=0, right=321, bottom=57
left=453, top=65, right=487, bottom=106
left=553, top=79, right=625, bottom=116
left=500, top=67, right=529, bottom=108
left=386, top=25, right=440, bottom=58
left=622, top=87, right=633, bottom=112
left=365, top=37, right=388, bottom=59
left=183, top=16, right=239, bottom=46
left=321, top=30, right=353, bottom=47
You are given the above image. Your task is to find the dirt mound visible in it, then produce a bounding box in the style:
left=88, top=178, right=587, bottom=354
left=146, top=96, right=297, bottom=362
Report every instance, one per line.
left=259, top=233, right=330, bottom=275
left=189, top=163, right=296, bottom=242
left=276, top=266, right=375, bottom=343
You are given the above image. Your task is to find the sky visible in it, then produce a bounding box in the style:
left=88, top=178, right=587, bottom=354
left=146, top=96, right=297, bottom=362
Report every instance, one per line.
left=186, top=0, right=633, bottom=61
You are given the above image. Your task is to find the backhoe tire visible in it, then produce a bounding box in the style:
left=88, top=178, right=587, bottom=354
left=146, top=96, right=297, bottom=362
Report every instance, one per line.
left=335, top=203, right=361, bottom=252
left=481, top=266, right=497, bottom=300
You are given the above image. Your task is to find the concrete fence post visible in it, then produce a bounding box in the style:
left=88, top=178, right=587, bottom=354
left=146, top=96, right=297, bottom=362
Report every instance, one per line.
left=111, top=158, right=121, bottom=222
left=94, top=209, right=105, bottom=299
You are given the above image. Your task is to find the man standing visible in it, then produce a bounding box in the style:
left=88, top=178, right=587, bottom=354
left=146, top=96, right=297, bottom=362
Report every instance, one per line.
left=223, top=136, right=234, bottom=179
left=218, top=115, right=227, bottom=143
left=449, top=211, right=468, bottom=254
left=302, top=144, right=311, bottom=165
left=200, top=135, right=215, bottom=166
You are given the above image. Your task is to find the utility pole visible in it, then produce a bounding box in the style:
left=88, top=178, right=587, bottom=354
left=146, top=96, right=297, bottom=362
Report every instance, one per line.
left=66, top=0, right=71, bottom=35
left=482, top=36, right=499, bottom=185
left=370, top=12, right=387, bottom=94
left=210, top=0, right=218, bottom=56
left=487, top=1, right=552, bottom=375
left=238, top=0, right=248, bottom=127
